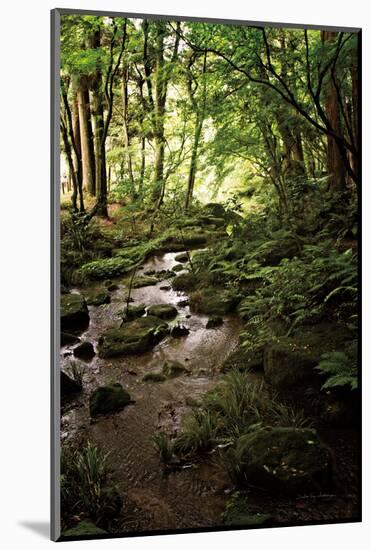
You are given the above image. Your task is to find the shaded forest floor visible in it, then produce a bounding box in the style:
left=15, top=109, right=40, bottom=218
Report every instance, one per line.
left=59, top=196, right=359, bottom=538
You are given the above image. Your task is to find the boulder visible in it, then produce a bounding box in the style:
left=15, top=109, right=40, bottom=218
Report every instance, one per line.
left=206, top=316, right=224, bottom=329
left=190, top=288, right=240, bottom=315
left=204, top=202, right=227, bottom=218
left=171, top=324, right=190, bottom=338
left=222, top=347, right=263, bottom=373
left=73, top=341, right=95, bottom=361
left=89, top=383, right=131, bottom=416
left=122, top=303, right=146, bottom=321
left=61, top=332, right=80, bottom=347
left=132, top=276, right=158, bottom=288
left=231, top=427, right=331, bottom=495
left=264, top=340, right=319, bottom=388
left=61, top=370, right=82, bottom=397
left=61, top=293, right=89, bottom=333
left=147, top=304, right=178, bottom=319
left=174, top=252, right=189, bottom=263
left=177, top=299, right=190, bottom=307
left=172, top=264, right=184, bottom=273
left=162, top=360, right=189, bottom=378
left=98, top=316, right=169, bottom=357
left=85, top=288, right=110, bottom=306
left=172, top=273, right=198, bottom=291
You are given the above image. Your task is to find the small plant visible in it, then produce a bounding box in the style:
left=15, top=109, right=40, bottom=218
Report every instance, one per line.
left=151, top=432, right=174, bottom=462
left=61, top=442, right=121, bottom=526
left=315, top=343, right=358, bottom=390
left=67, top=361, right=84, bottom=388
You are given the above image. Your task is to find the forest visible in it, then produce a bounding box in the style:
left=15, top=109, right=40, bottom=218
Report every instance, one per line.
left=59, top=14, right=359, bottom=539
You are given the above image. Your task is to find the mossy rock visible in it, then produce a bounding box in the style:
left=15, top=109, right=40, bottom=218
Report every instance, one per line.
left=61, top=293, right=89, bottom=333
left=85, top=288, right=110, bottom=306
left=171, top=324, right=190, bottom=337
left=98, top=316, right=169, bottom=357
left=174, top=252, right=189, bottom=263
left=264, top=340, right=318, bottom=388
left=142, top=372, right=166, bottom=383
left=61, top=370, right=82, bottom=397
left=132, top=276, right=158, bottom=288
left=89, top=383, right=131, bottom=416
left=162, top=360, right=189, bottom=378
left=222, top=347, right=263, bottom=373
left=189, top=288, right=240, bottom=315
left=204, top=202, right=227, bottom=218
left=172, top=263, right=184, bottom=273
left=73, top=341, right=95, bottom=361
left=80, top=257, right=134, bottom=280
left=197, top=215, right=226, bottom=227
left=233, top=427, right=331, bottom=495
left=172, top=273, right=198, bottom=291
left=206, top=316, right=224, bottom=329
left=63, top=520, right=107, bottom=537
left=161, top=232, right=208, bottom=251
left=122, top=303, right=146, bottom=320
left=147, top=304, right=178, bottom=319
left=61, top=332, right=80, bottom=347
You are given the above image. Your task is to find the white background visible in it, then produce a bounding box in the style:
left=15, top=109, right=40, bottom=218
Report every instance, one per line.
left=0, top=0, right=369, bottom=548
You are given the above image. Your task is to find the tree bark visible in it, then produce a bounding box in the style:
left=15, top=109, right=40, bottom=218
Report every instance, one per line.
left=322, top=31, right=347, bottom=191
left=77, top=75, right=96, bottom=196
left=90, top=28, right=108, bottom=217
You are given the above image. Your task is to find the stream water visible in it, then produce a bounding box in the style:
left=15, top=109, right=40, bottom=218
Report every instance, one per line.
left=61, top=251, right=245, bottom=533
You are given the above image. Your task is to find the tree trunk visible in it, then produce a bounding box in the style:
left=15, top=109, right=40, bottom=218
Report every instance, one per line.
left=77, top=76, right=96, bottom=196
left=151, top=21, right=167, bottom=206
left=71, top=89, right=85, bottom=212
left=60, top=119, right=78, bottom=211
left=122, top=58, right=136, bottom=197
left=185, top=115, right=203, bottom=210
left=322, top=31, right=347, bottom=191
left=90, top=28, right=108, bottom=217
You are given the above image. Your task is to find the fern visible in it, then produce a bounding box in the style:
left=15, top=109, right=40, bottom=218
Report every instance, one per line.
left=315, top=346, right=358, bottom=390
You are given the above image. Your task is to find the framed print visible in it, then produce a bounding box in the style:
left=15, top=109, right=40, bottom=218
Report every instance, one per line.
left=51, top=8, right=361, bottom=541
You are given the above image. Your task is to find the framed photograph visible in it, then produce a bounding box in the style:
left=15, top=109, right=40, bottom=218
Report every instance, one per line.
left=51, top=8, right=361, bottom=541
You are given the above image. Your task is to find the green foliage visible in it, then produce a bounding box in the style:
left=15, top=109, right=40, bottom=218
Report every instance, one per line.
left=79, top=256, right=135, bottom=280
left=315, top=343, right=358, bottom=390
left=151, top=432, right=174, bottom=462
left=61, top=442, right=121, bottom=526
left=153, top=369, right=310, bottom=463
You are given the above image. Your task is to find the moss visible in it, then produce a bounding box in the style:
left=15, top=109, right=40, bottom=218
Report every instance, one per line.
left=223, top=493, right=272, bottom=526
left=61, top=293, right=89, bottom=333
left=89, top=383, right=131, bottom=416
left=189, top=288, right=240, bottom=315
left=162, top=360, right=189, bottom=378
left=142, top=372, right=166, bottom=383
left=264, top=341, right=318, bottom=388
left=232, top=427, right=331, bottom=494
left=172, top=273, right=199, bottom=291
left=172, top=263, right=184, bottom=273
left=122, top=303, right=146, bottom=320
left=221, top=347, right=263, bottom=373
left=80, top=257, right=135, bottom=280
left=63, top=520, right=107, bottom=537
left=99, top=316, right=169, bottom=357
left=147, top=304, right=178, bottom=319
left=85, top=288, right=110, bottom=306
left=204, top=202, right=227, bottom=218
left=132, top=276, right=158, bottom=288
